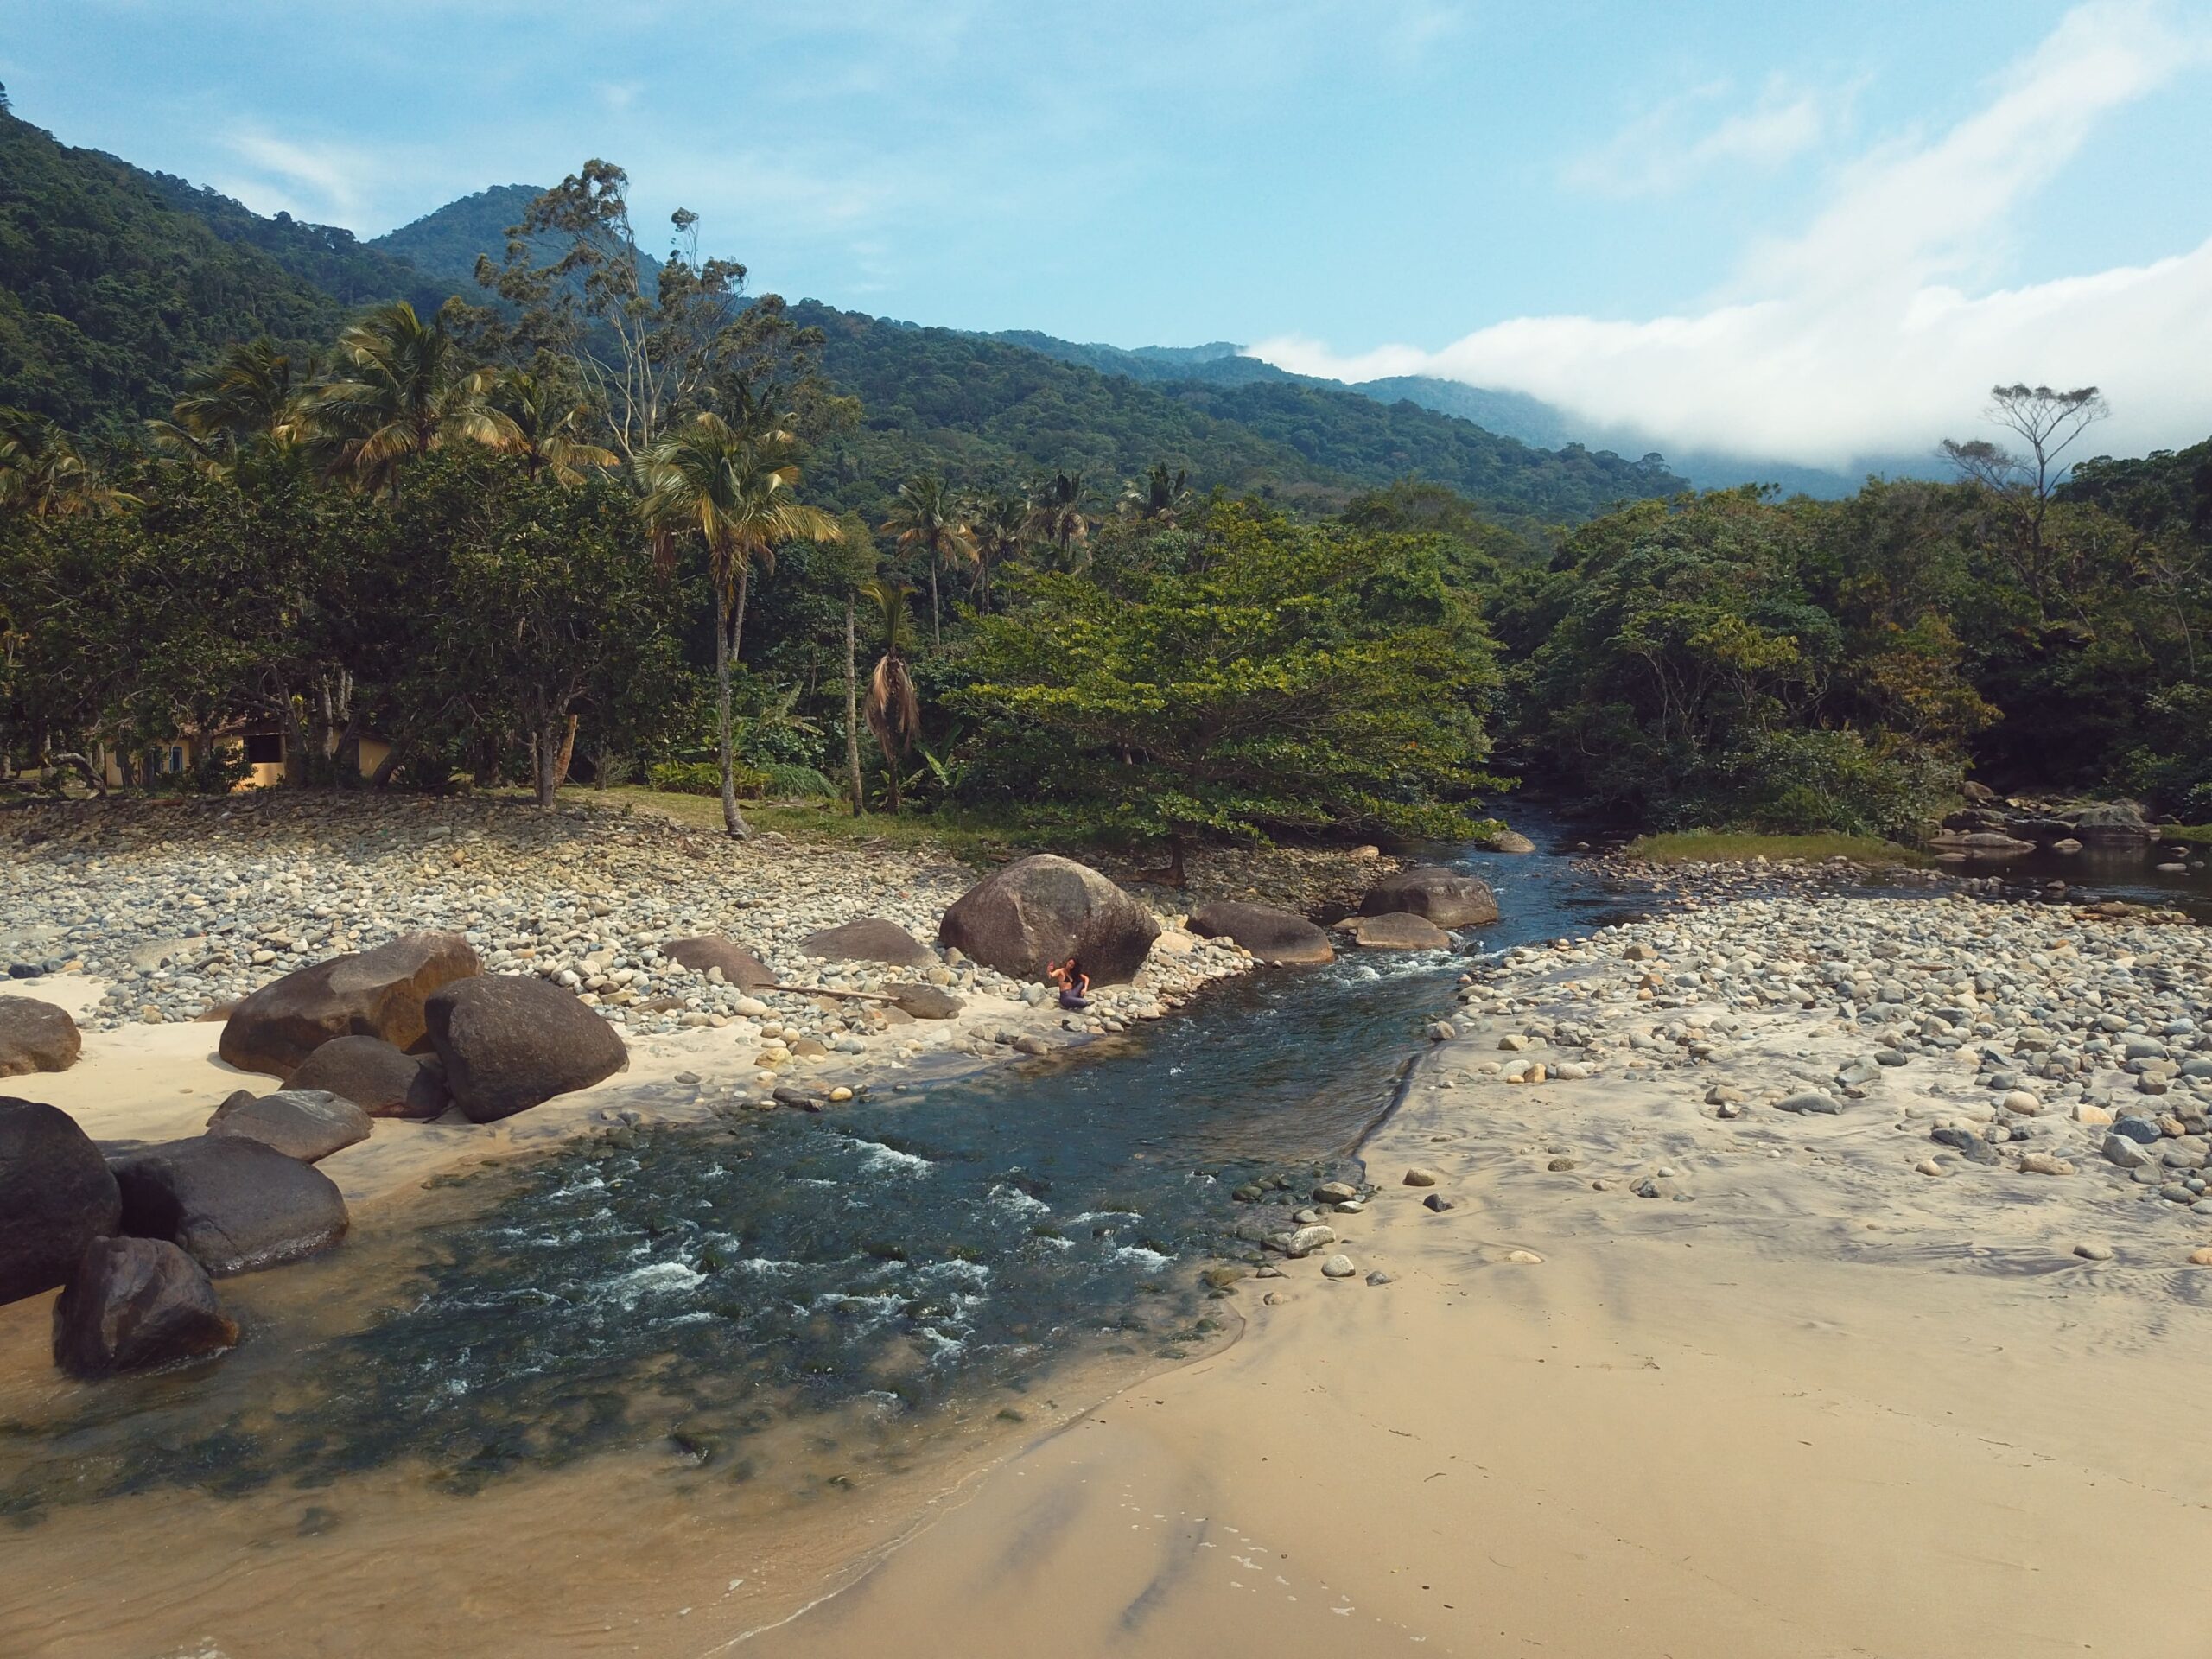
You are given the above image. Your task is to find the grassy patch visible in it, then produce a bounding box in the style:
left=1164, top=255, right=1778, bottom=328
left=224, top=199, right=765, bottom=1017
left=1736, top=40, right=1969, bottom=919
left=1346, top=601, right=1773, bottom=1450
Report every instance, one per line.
left=1624, top=830, right=1932, bottom=867
left=2164, top=823, right=2212, bottom=844
left=589, top=785, right=1058, bottom=862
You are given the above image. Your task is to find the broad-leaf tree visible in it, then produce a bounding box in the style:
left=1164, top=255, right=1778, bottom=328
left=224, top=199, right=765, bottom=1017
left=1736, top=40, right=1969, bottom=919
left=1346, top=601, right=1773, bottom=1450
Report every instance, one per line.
left=961, top=504, right=1503, bottom=877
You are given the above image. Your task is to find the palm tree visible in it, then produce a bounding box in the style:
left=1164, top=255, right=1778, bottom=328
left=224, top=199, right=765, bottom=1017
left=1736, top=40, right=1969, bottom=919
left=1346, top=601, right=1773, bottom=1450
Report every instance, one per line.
left=0, top=410, right=131, bottom=518
left=489, top=371, right=619, bottom=485
left=859, top=576, right=921, bottom=813
left=880, top=474, right=974, bottom=645
left=1026, top=470, right=1091, bottom=571
left=640, top=413, right=842, bottom=837
left=300, top=300, right=516, bottom=494
left=1121, top=462, right=1191, bottom=524
left=965, top=491, right=1027, bottom=612
left=145, top=339, right=314, bottom=475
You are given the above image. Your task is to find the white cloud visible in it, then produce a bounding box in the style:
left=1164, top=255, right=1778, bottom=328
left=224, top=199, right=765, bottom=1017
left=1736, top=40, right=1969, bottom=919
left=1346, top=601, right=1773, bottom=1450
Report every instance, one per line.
left=1567, top=73, right=1844, bottom=197
left=1254, top=0, right=2212, bottom=468
left=214, top=126, right=379, bottom=224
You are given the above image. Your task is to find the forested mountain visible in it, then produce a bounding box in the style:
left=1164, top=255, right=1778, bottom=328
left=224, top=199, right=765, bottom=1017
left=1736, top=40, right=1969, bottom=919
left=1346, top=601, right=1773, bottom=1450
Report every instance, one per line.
left=369, top=184, right=604, bottom=289
left=800, top=302, right=1682, bottom=521
left=0, top=105, right=356, bottom=431
left=0, top=111, right=1685, bottom=521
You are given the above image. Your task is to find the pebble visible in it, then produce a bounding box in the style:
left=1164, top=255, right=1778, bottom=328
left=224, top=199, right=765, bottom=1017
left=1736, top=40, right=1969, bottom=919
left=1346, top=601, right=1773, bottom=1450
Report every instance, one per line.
left=1503, top=1249, right=1544, bottom=1264
left=1402, top=1166, right=1440, bottom=1187
left=1319, top=1254, right=1357, bottom=1279
left=2018, top=1152, right=2075, bottom=1176
left=2189, top=1248, right=2212, bottom=1267
left=1421, top=1193, right=1455, bottom=1212
left=1546, top=1155, right=1577, bottom=1172
left=2072, top=1241, right=2115, bottom=1262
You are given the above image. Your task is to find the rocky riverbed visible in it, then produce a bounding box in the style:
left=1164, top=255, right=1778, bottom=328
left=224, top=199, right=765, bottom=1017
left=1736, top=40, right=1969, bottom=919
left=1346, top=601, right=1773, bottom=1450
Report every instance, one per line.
left=1415, top=870, right=2212, bottom=1256
left=0, top=794, right=1306, bottom=1090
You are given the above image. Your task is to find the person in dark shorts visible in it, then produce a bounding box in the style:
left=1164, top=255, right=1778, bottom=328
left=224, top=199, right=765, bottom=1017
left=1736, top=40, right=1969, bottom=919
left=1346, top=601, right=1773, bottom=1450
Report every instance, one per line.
left=1048, top=956, right=1091, bottom=1011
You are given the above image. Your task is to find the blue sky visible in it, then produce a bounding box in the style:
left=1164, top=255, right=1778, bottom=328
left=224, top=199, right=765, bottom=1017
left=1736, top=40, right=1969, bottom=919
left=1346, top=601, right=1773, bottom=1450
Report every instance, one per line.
left=4, top=0, right=2209, bottom=464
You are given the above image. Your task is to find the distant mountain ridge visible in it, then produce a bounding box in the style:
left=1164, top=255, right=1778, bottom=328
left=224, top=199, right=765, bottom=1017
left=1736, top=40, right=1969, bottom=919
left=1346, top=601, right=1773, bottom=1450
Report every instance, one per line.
left=984, top=327, right=1916, bottom=497
left=0, top=121, right=1686, bottom=521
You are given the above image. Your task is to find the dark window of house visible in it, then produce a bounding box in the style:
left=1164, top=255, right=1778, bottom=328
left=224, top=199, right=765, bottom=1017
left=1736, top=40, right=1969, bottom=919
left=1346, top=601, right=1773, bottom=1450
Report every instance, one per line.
left=169, top=745, right=185, bottom=772
left=245, top=734, right=283, bottom=766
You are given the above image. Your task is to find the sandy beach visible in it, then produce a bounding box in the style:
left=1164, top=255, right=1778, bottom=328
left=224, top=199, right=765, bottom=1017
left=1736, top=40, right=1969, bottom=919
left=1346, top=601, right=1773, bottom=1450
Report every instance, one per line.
left=738, top=884, right=2212, bottom=1658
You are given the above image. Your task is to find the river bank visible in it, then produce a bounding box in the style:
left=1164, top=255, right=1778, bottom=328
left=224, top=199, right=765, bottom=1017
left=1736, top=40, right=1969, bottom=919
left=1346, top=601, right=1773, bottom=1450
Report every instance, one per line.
left=736, top=869, right=2212, bottom=1658
left=10, top=810, right=2212, bottom=1656
left=0, top=791, right=1317, bottom=1208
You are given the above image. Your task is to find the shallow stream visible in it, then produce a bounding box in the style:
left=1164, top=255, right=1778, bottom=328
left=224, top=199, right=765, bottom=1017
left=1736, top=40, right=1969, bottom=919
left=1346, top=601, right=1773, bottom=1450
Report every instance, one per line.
left=0, top=820, right=1653, bottom=1530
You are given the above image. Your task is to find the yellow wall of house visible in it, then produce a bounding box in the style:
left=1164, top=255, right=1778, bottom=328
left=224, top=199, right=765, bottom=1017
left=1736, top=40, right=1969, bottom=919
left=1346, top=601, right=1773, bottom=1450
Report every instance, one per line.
left=97, top=730, right=387, bottom=791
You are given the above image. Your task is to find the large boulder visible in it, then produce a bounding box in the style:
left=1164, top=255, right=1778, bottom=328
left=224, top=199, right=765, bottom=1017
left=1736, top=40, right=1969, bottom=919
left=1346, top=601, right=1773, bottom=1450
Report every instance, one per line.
left=52, top=1236, right=238, bottom=1378
left=937, top=855, right=1160, bottom=986
left=0, top=1098, right=122, bottom=1305
left=423, top=976, right=628, bottom=1123
left=2068, top=802, right=2156, bottom=845
left=0, top=996, right=83, bottom=1077
left=662, top=937, right=778, bottom=988
left=1359, top=865, right=1499, bottom=929
left=798, top=918, right=936, bottom=969
left=1336, top=912, right=1452, bottom=950
left=206, top=1089, right=372, bottom=1163
left=1184, top=901, right=1334, bottom=966
left=286, top=1034, right=451, bottom=1120
left=110, top=1136, right=348, bottom=1275
left=219, top=931, right=480, bottom=1078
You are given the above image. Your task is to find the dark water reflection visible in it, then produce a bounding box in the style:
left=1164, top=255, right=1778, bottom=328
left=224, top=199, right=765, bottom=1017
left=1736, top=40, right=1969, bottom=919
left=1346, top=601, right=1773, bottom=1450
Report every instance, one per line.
left=1989, top=835, right=2212, bottom=922
left=0, top=818, right=1650, bottom=1522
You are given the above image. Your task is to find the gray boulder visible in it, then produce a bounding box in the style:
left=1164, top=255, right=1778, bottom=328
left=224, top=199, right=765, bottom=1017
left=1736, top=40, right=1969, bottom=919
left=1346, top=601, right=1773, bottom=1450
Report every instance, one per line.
left=1336, top=912, right=1452, bottom=950
left=52, top=1236, right=238, bottom=1378
left=2068, top=802, right=2155, bottom=845
left=1184, top=901, right=1333, bottom=965
left=798, top=918, right=936, bottom=969
left=111, top=1136, right=348, bottom=1275
left=1485, top=830, right=1537, bottom=855
left=1359, top=865, right=1499, bottom=928
left=0, top=995, right=82, bottom=1077
left=937, top=855, right=1160, bottom=985
left=886, top=983, right=963, bottom=1020
left=423, top=976, right=628, bottom=1123
left=220, top=931, right=481, bottom=1077
left=662, top=936, right=778, bottom=988
left=1, top=1097, right=123, bottom=1305
left=206, top=1089, right=372, bottom=1163
left=286, top=1034, right=451, bottom=1120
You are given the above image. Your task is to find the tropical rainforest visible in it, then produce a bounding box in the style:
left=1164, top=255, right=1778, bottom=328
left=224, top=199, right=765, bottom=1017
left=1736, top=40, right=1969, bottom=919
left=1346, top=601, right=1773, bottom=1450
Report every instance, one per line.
left=3, top=92, right=2207, bottom=854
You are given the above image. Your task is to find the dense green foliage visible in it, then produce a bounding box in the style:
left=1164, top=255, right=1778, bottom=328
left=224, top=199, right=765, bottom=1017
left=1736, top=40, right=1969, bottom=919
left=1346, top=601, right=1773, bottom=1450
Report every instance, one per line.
left=0, top=108, right=353, bottom=431
left=956, top=505, right=1504, bottom=851
left=3, top=118, right=2205, bottom=851
left=1496, top=472, right=2211, bottom=832
left=800, top=302, right=1682, bottom=526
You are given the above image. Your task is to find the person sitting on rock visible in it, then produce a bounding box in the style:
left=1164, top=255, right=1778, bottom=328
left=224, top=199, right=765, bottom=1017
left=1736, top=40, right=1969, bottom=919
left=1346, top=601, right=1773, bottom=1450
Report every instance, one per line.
left=1048, top=957, right=1091, bottom=1011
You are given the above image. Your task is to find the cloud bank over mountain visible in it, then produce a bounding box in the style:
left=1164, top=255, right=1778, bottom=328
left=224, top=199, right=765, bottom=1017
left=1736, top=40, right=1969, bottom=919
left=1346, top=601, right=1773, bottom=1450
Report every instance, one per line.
left=1252, top=1, right=2212, bottom=470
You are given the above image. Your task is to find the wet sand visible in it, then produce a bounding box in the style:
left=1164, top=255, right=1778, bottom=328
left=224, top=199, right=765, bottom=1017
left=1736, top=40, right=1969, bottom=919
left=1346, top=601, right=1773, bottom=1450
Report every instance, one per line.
left=733, top=895, right=2212, bottom=1658
left=735, top=1102, right=2212, bottom=1658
